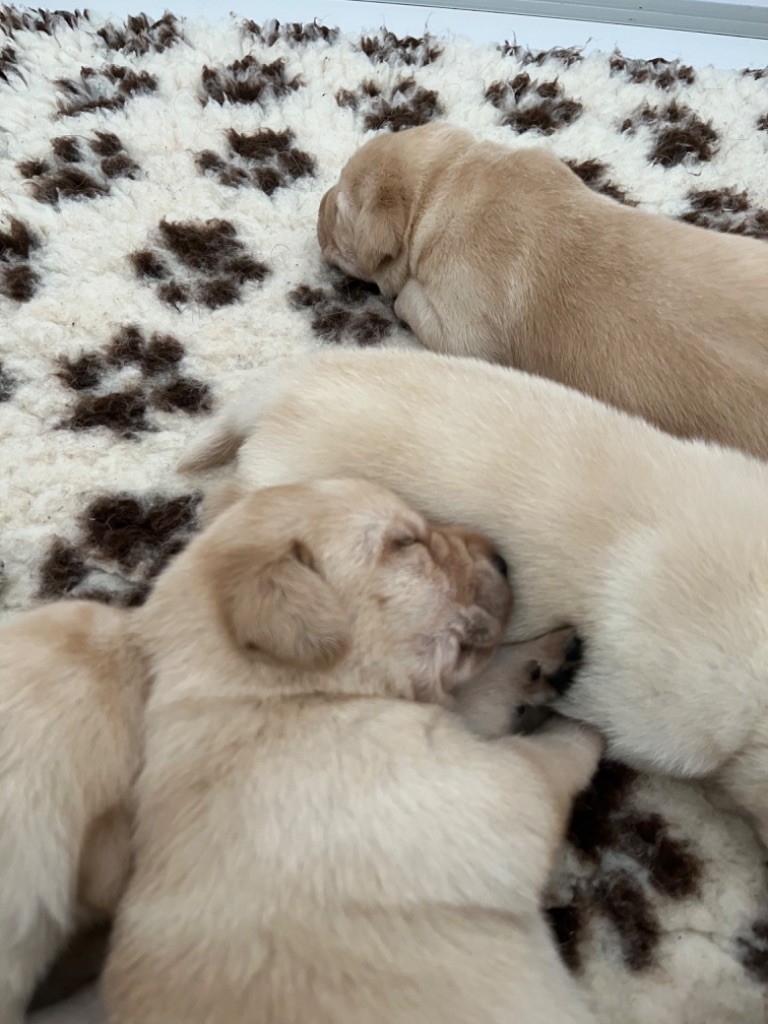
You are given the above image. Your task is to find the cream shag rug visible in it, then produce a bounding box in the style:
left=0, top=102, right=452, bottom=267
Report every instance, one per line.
left=2, top=8, right=768, bottom=1022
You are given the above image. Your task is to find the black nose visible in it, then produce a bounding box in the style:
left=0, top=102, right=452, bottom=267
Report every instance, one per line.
left=491, top=553, right=508, bottom=578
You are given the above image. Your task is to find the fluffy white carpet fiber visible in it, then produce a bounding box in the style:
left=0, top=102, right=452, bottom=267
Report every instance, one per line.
left=1, top=7, right=767, bottom=1022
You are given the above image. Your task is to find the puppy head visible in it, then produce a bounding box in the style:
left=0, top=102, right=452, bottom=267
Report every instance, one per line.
left=187, top=478, right=512, bottom=703
left=317, top=123, right=469, bottom=287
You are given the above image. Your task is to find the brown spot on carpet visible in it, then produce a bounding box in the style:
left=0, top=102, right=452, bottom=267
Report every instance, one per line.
left=336, top=76, right=443, bottom=132
left=289, top=275, right=398, bottom=345
left=97, top=12, right=183, bottom=55
left=0, top=216, right=40, bottom=302
left=360, top=29, right=442, bottom=67
left=485, top=75, right=583, bottom=135
left=610, top=52, right=695, bottom=89
left=57, top=325, right=212, bottom=438
left=131, top=219, right=269, bottom=309
left=565, top=158, right=636, bottom=205
left=200, top=56, right=301, bottom=107
left=499, top=41, right=583, bottom=67
left=736, top=917, right=768, bottom=984
left=680, top=186, right=768, bottom=241
left=196, top=128, right=315, bottom=196
left=55, top=65, right=157, bottom=117
left=243, top=18, right=339, bottom=46
left=622, top=100, right=719, bottom=167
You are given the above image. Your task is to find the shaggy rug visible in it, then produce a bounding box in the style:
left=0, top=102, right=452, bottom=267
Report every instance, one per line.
left=2, top=7, right=767, bottom=1022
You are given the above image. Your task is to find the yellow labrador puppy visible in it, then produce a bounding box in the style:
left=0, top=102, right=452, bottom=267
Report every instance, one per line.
left=0, top=601, right=146, bottom=1024
left=318, top=123, right=768, bottom=459
left=180, top=348, right=768, bottom=849
left=104, top=479, right=602, bottom=1024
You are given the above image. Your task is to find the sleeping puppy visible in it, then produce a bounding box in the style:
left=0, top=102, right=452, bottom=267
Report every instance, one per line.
left=0, top=601, right=146, bottom=1024
left=103, top=479, right=602, bottom=1024
left=318, top=123, right=768, bottom=459
left=179, top=348, right=768, bottom=850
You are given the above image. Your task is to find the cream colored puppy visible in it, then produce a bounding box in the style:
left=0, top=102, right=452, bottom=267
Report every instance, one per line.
left=318, top=123, right=768, bottom=459
left=104, top=479, right=602, bottom=1024
left=0, top=602, right=146, bottom=1024
left=180, top=348, right=768, bottom=848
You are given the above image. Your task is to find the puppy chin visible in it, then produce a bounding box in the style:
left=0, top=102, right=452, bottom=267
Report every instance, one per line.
left=324, top=247, right=366, bottom=282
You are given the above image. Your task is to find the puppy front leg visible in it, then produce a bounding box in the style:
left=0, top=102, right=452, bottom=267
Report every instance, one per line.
left=490, top=717, right=604, bottom=892
left=455, top=627, right=582, bottom=739
left=394, top=280, right=449, bottom=353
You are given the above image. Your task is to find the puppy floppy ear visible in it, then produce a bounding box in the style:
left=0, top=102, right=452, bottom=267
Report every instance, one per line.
left=228, top=542, right=351, bottom=670
left=352, top=185, right=407, bottom=279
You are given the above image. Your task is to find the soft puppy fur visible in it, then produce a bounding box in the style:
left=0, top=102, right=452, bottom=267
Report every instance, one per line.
left=318, top=123, right=768, bottom=459
left=104, top=479, right=602, bottom=1024
left=179, top=348, right=768, bottom=850
left=0, top=601, right=146, bottom=1024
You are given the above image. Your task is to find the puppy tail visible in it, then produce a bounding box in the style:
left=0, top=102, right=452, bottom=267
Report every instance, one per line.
left=178, top=394, right=258, bottom=474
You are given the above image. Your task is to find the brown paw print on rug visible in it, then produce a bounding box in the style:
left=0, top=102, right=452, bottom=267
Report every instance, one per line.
left=681, top=187, right=768, bottom=241
left=359, top=29, right=442, bottom=67
left=0, top=41, right=20, bottom=83
left=736, top=918, right=768, bottom=984
left=131, top=219, right=270, bottom=310
left=621, top=99, right=719, bottom=167
left=610, top=53, right=695, bottom=89
left=18, top=131, right=139, bottom=206
left=196, top=128, right=315, bottom=195
left=56, top=325, right=212, bottom=438
left=0, top=216, right=40, bottom=302
left=485, top=73, right=583, bottom=135
left=289, top=274, right=399, bottom=345
left=55, top=64, right=157, bottom=118
left=565, top=158, right=637, bottom=206
left=38, top=490, right=201, bottom=607
left=499, top=41, right=584, bottom=68
left=547, top=762, right=704, bottom=973
left=337, top=77, right=443, bottom=132
left=200, top=55, right=301, bottom=107
left=97, top=12, right=184, bottom=55
left=242, top=17, right=340, bottom=47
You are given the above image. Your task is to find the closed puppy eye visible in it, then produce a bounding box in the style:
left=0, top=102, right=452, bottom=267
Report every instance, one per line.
left=392, top=533, right=423, bottom=550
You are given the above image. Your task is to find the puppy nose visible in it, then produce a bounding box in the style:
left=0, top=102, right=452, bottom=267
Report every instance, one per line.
left=491, top=553, right=508, bottom=578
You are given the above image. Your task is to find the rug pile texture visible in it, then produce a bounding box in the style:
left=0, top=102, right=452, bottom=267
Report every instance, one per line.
left=1, top=8, right=767, bottom=1022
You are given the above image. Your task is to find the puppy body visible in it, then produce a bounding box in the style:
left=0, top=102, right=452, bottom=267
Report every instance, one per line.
left=104, top=480, right=601, bottom=1024
left=180, top=349, right=768, bottom=845
left=0, top=601, right=146, bottom=1024
left=318, top=123, right=768, bottom=458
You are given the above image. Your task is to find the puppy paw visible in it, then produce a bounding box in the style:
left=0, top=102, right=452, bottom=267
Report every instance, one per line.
left=520, top=626, right=583, bottom=703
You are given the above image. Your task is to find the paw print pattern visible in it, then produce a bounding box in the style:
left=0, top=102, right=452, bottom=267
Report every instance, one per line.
left=499, top=42, right=583, bottom=68
left=736, top=918, right=768, bottom=984
left=196, top=128, right=315, bottom=196
left=200, top=56, right=301, bottom=107
left=1, top=43, right=19, bottom=84
left=0, top=217, right=40, bottom=303
left=289, top=275, right=398, bottom=345
left=621, top=100, right=719, bottom=167
left=38, top=490, right=201, bottom=607
left=546, top=762, right=704, bottom=973
left=0, top=361, right=15, bottom=401
left=55, top=64, right=157, bottom=118
left=242, top=18, right=339, bottom=47
left=131, top=219, right=270, bottom=310
left=336, top=77, right=443, bottom=132
left=485, top=74, right=583, bottom=135
left=57, top=325, right=212, bottom=438
left=680, top=187, right=768, bottom=241
left=565, top=158, right=636, bottom=206
left=359, top=29, right=442, bottom=67
left=610, top=53, right=695, bottom=89
left=18, top=131, right=139, bottom=206
left=97, top=12, right=184, bottom=55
